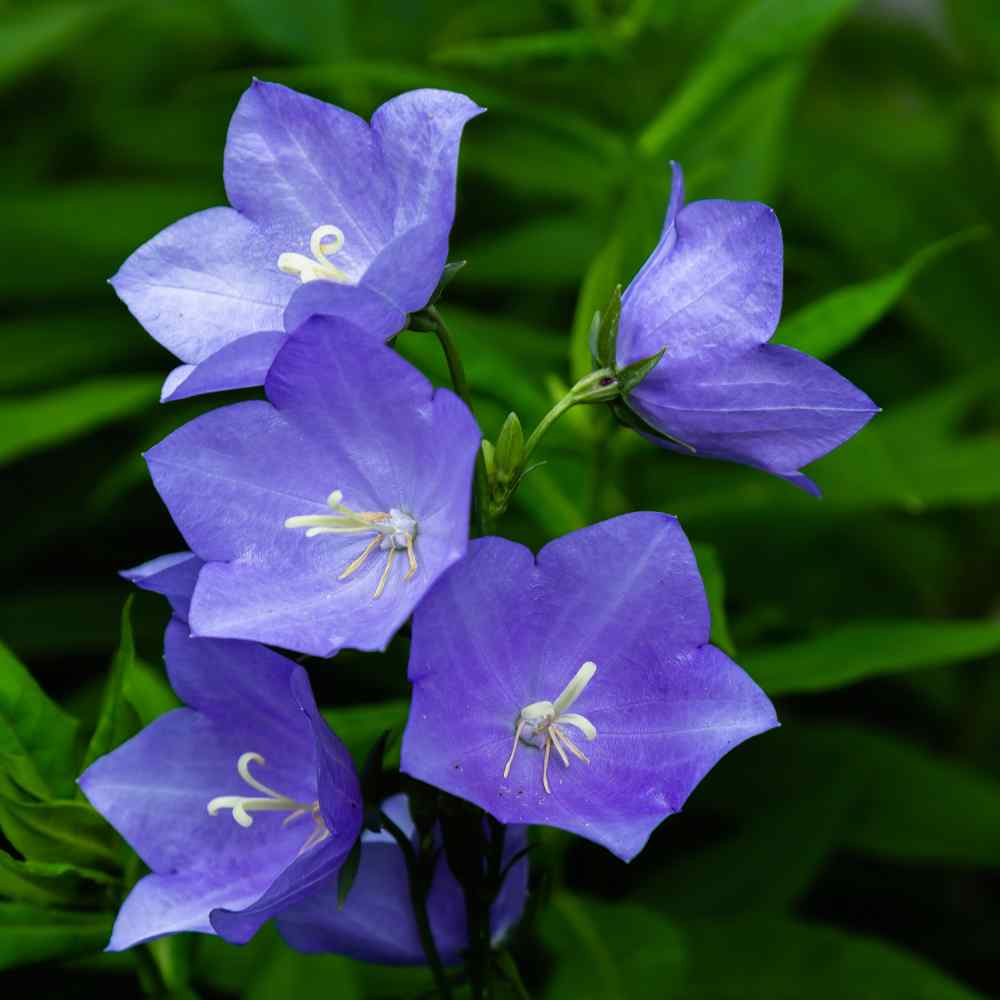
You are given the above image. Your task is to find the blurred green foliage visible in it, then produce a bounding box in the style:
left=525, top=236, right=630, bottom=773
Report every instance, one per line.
left=1, top=0, right=999, bottom=996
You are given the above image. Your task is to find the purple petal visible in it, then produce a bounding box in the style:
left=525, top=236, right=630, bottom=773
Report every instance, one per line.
left=160, top=330, right=287, bottom=402
left=146, top=319, right=478, bottom=656
left=121, top=551, right=204, bottom=621
left=276, top=795, right=527, bottom=965
left=107, top=870, right=268, bottom=950
left=110, top=207, right=290, bottom=364
left=627, top=343, right=879, bottom=490
left=283, top=280, right=406, bottom=339
left=402, top=517, right=776, bottom=860
left=224, top=80, right=394, bottom=280
left=619, top=199, right=783, bottom=368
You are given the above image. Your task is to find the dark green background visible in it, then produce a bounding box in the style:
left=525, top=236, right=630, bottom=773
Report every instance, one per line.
left=2, top=0, right=999, bottom=996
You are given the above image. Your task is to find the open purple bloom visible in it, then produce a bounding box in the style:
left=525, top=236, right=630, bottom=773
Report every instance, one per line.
left=278, top=793, right=528, bottom=965
left=145, top=316, right=479, bottom=657
left=78, top=620, right=362, bottom=949
left=616, top=162, right=878, bottom=495
left=111, top=80, right=483, bottom=401
left=401, top=512, right=777, bottom=861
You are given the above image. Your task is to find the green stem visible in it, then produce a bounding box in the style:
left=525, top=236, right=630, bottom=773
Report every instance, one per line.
left=381, top=810, right=454, bottom=1000
left=522, top=367, right=619, bottom=465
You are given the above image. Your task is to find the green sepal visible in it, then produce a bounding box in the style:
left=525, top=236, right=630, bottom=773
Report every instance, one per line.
left=609, top=397, right=697, bottom=453
left=591, top=285, right=622, bottom=368
left=427, top=259, right=467, bottom=305
left=336, top=836, right=363, bottom=910
left=494, top=412, right=525, bottom=487
left=81, top=597, right=139, bottom=772
left=615, top=346, right=666, bottom=395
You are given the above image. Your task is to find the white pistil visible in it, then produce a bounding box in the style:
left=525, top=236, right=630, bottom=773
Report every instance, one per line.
left=207, top=752, right=329, bottom=855
left=285, top=490, right=418, bottom=600
left=277, top=224, right=352, bottom=284
left=503, top=661, right=598, bottom=794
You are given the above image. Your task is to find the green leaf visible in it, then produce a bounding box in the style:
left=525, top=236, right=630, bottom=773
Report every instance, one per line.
left=571, top=231, right=626, bottom=382
left=0, top=851, right=117, bottom=909
left=0, top=902, right=113, bottom=972
left=681, top=916, right=982, bottom=999
left=691, top=544, right=736, bottom=656
left=0, top=789, right=121, bottom=873
left=0, top=377, right=158, bottom=466
left=744, top=619, right=1000, bottom=695
left=0, top=641, right=80, bottom=799
left=124, top=658, right=181, bottom=726
left=81, top=598, right=138, bottom=771
left=434, top=28, right=602, bottom=68
left=776, top=229, right=986, bottom=360
left=637, top=0, right=861, bottom=157
left=541, top=893, right=685, bottom=1000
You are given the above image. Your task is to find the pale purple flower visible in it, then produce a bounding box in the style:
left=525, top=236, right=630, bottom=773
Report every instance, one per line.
left=111, top=80, right=483, bottom=401
left=78, top=620, right=362, bottom=948
left=616, top=162, right=878, bottom=494
left=401, top=512, right=777, bottom=861
left=145, top=316, right=479, bottom=657
left=278, top=793, right=528, bottom=965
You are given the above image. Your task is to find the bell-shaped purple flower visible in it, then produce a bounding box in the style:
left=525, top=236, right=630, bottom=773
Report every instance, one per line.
left=401, top=512, right=777, bottom=861
left=277, top=793, right=528, bottom=965
left=111, top=80, right=483, bottom=401
left=144, top=316, right=479, bottom=657
left=78, top=620, right=362, bottom=949
left=616, top=162, right=878, bottom=494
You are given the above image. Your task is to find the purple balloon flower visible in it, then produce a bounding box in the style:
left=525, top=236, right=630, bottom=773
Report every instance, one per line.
left=111, top=80, right=483, bottom=402
left=78, top=620, right=362, bottom=949
left=401, top=512, right=777, bottom=861
left=145, top=316, right=479, bottom=657
left=616, top=162, right=878, bottom=494
left=278, top=793, right=528, bottom=965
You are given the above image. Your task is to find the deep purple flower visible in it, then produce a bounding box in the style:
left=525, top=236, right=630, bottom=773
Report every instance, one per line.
left=145, top=316, right=479, bottom=657
left=278, top=793, right=528, bottom=965
left=78, top=620, right=362, bottom=949
left=401, top=512, right=777, bottom=861
left=111, top=80, right=483, bottom=401
left=616, top=163, right=878, bottom=494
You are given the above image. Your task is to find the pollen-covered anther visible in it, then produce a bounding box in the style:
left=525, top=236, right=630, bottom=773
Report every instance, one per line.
left=285, top=490, right=418, bottom=600
left=277, top=224, right=352, bottom=284
left=503, top=661, right=598, bottom=794
left=207, top=752, right=329, bottom=855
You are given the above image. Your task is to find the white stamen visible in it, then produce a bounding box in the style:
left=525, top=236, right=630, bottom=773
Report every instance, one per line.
left=278, top=224, right=352, bottom=284
left=285, top=491, right=419, bottom=600
left=207, top=752, right=329, bottom=854
left=502, top=662, right=598, bottom=794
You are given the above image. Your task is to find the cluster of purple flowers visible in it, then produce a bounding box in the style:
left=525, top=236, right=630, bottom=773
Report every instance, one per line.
left=81, top=81, right=876, bottom=966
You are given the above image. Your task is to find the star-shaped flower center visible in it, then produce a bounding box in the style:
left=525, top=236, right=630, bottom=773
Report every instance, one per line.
left=285, top=490, right=419, bottom=599
left=208, top=752, right=329, bottom=855
left=503, top=661, right=598, bottom=794
left=277, top=224, right=352, bottom=284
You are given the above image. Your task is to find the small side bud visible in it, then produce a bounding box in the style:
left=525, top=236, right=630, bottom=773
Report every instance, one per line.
left=480, top=439, right=496, bottom=481
left=494, top=412, right=525, bottom=488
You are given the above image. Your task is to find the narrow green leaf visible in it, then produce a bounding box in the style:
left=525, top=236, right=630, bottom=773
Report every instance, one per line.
left=0, top=789, right=121, bottom=873
left=0, top=641, right=80, bottom=800
left=542, top=893, right=684, bottom=1000
left=0, top=851, right=117, bottom=909
left=681, top=916, right=982, bottom=999
left=745, top=619, right=1000, bottom=695
left=0, top=902, right=113, bottom=972
left=81, top=598, right=138, bottom=771
left=434, top=28, right=601, bottom=68
left=0, top=377, right=158, bottom=466
left=124, top=659, right=181, bottom=726
left=571, top=231, right=625, bottom=382
left=776, top=229, right=986, bottom=359
left=638, top=0, right=861, bottom=157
